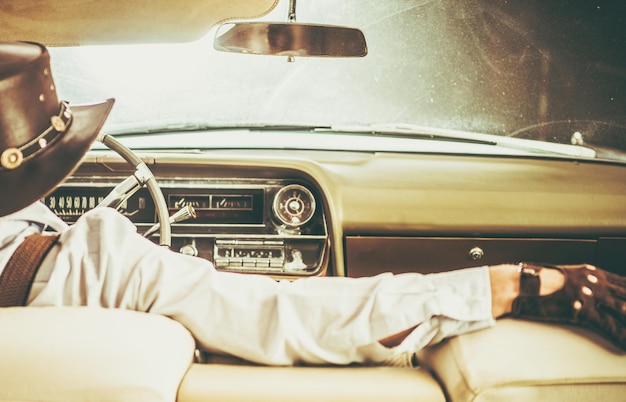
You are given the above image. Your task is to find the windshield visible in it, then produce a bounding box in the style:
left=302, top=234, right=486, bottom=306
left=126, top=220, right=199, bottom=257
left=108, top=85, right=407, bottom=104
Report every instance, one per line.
left=49, top=0, right=626, bottom=159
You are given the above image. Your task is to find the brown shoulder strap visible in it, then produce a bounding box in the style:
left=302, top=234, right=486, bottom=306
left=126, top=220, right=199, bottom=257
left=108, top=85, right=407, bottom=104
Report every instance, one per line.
left=0, top=233, right=59, bottom=307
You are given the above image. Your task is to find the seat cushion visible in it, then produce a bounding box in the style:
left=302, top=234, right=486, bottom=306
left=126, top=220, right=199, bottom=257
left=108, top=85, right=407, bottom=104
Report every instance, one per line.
left=0, top=307, right=195, bottom=402
left=416, top=318, right=626, bottom=402
left=178, top=363, right=446, bottom=402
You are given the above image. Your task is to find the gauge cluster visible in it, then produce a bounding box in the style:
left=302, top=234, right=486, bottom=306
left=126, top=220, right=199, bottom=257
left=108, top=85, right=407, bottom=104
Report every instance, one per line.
left=45, top=178, right=329, bottom=277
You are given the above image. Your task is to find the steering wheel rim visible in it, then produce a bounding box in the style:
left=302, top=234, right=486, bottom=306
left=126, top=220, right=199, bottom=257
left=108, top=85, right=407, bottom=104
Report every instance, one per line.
left=98, top=134, right=171, bottom=247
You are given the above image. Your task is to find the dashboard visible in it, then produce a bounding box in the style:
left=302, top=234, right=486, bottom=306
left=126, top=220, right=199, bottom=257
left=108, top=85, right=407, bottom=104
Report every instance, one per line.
left=46, top=147, right=626, bottom=278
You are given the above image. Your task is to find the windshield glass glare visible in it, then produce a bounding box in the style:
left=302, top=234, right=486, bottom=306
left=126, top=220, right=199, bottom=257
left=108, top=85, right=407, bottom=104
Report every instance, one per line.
left=49, top=0, right=626, bottom=156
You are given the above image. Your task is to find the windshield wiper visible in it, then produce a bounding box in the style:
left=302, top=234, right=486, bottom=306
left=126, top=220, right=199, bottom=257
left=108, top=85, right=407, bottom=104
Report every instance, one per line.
left=330, top=123, right=597, bottom=158
left=107, top=123, right=332, bottom=137
left=327, top=123, right=498, bottom=146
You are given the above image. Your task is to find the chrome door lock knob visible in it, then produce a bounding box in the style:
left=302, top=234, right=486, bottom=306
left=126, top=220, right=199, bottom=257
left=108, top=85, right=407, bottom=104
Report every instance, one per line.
left=469, top=247, right=484, bottom=260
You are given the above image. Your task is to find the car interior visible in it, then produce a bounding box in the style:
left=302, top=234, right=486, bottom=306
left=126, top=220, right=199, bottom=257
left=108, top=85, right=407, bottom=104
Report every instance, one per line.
left=1, top=0, right=626, bottom=401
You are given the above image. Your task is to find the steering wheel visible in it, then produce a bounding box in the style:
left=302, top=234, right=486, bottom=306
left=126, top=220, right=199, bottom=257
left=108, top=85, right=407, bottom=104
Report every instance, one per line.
left=96, top=134, right=171, bottom=248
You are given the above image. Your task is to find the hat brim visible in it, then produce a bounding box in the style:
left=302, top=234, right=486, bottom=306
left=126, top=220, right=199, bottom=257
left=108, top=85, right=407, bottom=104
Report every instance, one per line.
left=0, top=99, right=115, bottom=217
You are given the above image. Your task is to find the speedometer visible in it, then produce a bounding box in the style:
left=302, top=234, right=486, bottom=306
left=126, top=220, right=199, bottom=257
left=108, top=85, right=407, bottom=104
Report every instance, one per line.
left=272, top=184, right=316, bottom=228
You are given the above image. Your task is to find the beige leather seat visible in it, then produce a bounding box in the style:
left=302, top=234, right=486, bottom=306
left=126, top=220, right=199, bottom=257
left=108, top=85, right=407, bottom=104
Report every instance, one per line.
left=178, top=363, right=445, bottom=402
left=417, top=318, right=626, bottom=401
left=2, top=308, right=625, bottom=402
left=0, top=307, right=195, bottom=402
left=0, top=306, right=444, bottom=402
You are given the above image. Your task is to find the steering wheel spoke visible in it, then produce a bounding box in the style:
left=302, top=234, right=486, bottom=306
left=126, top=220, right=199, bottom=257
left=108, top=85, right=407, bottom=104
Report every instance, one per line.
left=97, top=134, right=171, bottom=247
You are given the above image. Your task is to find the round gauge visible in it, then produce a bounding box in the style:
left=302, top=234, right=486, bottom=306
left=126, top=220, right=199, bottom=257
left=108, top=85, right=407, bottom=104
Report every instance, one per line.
left=272, top=184, right=316, bottom=228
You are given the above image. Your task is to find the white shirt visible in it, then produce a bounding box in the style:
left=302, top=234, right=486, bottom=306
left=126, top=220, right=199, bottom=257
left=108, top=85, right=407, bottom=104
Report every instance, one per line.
left=0, top=202, right=495, bottom=366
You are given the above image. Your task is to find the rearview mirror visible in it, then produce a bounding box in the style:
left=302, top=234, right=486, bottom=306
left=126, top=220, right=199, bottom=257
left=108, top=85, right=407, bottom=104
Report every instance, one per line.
left=214, top=22, right=368, bottom=58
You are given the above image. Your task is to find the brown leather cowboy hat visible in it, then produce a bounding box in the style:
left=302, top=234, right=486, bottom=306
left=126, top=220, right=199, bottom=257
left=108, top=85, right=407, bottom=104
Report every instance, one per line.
left=0, top=41, right=114, bottom=217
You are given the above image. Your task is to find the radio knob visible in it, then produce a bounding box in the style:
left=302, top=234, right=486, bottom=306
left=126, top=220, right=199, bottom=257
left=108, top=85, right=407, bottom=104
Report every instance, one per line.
left=180, top=243, right=198, bottom=257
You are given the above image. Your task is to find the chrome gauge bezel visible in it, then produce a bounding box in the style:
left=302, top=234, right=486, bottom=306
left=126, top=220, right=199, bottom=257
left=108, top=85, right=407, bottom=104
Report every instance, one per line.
left=272, top=184, right=316, bottom=228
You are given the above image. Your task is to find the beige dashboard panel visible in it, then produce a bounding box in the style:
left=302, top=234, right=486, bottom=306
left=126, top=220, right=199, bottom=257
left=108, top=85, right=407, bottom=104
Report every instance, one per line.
left=73, top=150, right=626, bottom=277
